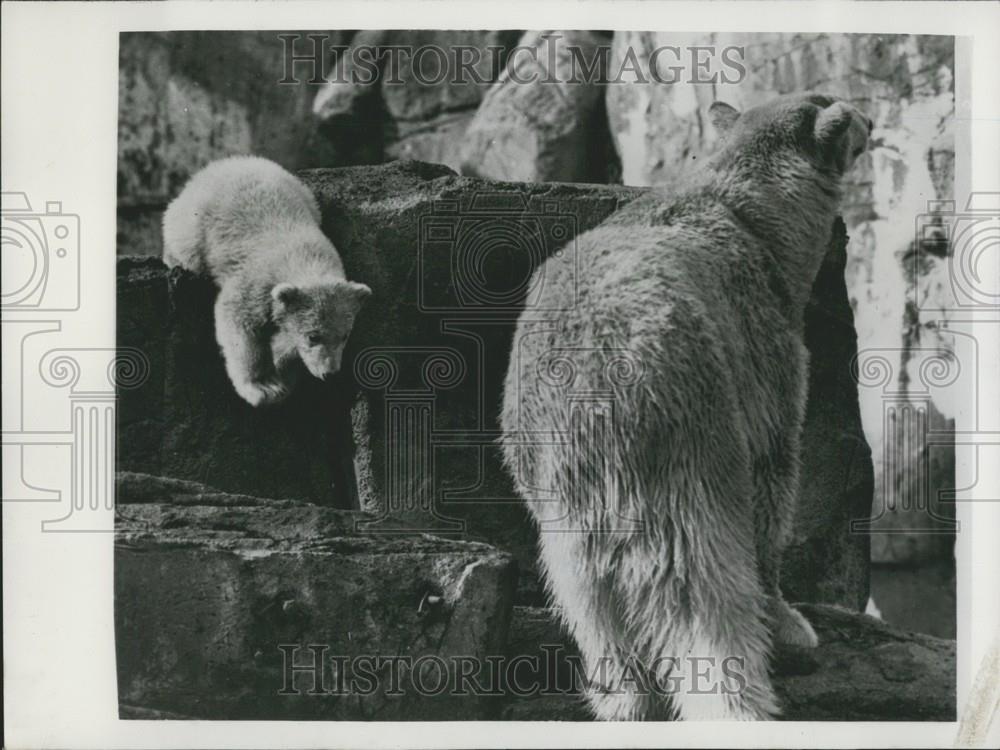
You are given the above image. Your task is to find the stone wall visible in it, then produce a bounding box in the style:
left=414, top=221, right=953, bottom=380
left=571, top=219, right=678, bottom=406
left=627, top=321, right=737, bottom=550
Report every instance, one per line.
left=116, top=473, right=518, bottom=720
left=115, top=474, right=953, bottom=721
left=117, top=257, right=358, bottom=506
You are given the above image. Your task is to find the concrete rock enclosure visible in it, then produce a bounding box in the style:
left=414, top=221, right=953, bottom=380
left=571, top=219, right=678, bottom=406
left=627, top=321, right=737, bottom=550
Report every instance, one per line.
left=118, top=32, right=958, bottom=567
left=313, top=30, right=524, bottom=174
left=112, top=29, right=959, bottom=721
left=118, top=160, right=871, bottom=608
left=116, top=473, right=517, bottom=720
left=458, top=30, right=618, bottom=183
left=117, top=257, right=358, bottom=506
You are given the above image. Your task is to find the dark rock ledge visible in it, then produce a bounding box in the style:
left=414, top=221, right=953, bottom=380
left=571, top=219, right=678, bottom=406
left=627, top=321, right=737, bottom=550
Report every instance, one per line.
left=116, top=473, right=954, bottom=721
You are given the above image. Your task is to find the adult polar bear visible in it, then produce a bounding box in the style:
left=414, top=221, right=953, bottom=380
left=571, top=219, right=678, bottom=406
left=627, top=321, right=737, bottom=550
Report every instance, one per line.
left=501, top=94, right=871, bottom=720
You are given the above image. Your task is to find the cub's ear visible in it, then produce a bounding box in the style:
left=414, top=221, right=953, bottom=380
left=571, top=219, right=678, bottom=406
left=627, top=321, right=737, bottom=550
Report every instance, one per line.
left=350, top=281, right=372, bottom=300
left=709, top=101, right=741, bottom=134
left=333, top=280, right=372, bottom=312
left=271, top=283, right=303, bottom=312
left=346, top=281, right=372, bottom=308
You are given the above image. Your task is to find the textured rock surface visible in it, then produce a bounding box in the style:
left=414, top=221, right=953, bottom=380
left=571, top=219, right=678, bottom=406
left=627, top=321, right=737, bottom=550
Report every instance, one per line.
left=116, top=31, right=958, bottom=568
left=605, top=32, right=958, bottom=564
left=459, top=31, right=618, bottom=183
left=116, top=473, right=518, bottom=720
left=117, top=31, right=352, bottom=257
left=116, top=258, right=359, bottom=507
left=313, top=30, right=524, bottom=175
left=117, top=161, right=873, bottom=609
left=301, top=162, right=639, bottom=603
left=116, top=475, right=950, bottom=721
left=788, top=219, right=872, bottom=607
left=502, top=604, right=956, bottom=721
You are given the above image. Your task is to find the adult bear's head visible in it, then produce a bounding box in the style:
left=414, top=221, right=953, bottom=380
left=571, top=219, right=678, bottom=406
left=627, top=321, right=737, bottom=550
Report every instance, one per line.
left=708, top=93, right=873, bottom=178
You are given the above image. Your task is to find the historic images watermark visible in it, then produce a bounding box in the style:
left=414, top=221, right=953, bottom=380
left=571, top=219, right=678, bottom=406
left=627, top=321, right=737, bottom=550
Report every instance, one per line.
left=279, top=33, right=746, bottom=86
left=278, top=644, right=750, bottom=699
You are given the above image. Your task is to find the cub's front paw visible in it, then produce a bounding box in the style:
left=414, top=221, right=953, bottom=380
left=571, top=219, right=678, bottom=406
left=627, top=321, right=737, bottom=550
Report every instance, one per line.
left=770, top=598, right=819, bottom=649
left=234, top=379, right=290, bottom=407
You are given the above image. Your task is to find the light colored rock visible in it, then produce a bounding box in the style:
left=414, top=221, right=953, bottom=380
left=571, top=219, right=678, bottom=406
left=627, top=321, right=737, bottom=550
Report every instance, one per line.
left=313, top=30, right=522, bottom=173
left=459, top=31, right=615, bottom=183
left=117, top=31, right=346, bottom=256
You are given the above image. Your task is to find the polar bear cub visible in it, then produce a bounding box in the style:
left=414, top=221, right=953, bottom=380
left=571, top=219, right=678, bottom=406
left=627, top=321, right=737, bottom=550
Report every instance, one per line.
left=162, top=156, right=370, bottom=407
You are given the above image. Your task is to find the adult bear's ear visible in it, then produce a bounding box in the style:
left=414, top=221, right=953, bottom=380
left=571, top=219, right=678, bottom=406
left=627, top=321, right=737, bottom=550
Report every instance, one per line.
left=709, top=101, right=741, bottom=134
left=271, top=282, right=303, bottom=312
left=815, top=101, right=869, bottom=169
left=814, top=101, right=855, bottom=145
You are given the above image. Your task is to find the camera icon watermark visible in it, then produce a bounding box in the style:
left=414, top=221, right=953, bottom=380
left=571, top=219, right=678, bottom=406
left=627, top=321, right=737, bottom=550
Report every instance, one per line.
left=417, top=192, right=577, bottom=313
left=1, top=192, right=80, bottom=312
left=913, top=192, right=1000, bottom=312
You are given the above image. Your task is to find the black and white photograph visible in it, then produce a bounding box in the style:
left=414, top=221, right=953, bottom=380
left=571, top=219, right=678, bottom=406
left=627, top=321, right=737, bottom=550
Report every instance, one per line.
left=3, top=2, right=999, bottom=748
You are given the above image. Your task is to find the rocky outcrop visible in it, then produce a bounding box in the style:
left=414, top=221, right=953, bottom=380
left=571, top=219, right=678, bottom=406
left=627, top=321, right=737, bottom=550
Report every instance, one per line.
left=116, top=473, right=518, bottom=720
left=311, top=30, right=620, bottom=185
left=312, top=30, right=524, bottom=174
left=116, top=160, right=873, bottom=609
left=117, top=30, right=353, bottom=257
left=115, top=474, right=952, bottom=721
left=788, top=218, right=872, bottom=607
left=459, top=31, right=618, bottom=183
left=502, top=604, right=956, bottom=721
left=117, top=257, right=358, bottom=507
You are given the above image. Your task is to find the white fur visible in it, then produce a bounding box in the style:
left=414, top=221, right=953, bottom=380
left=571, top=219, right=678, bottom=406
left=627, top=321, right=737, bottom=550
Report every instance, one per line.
left=162, top=156, right=368, bottom=407
left=501, top=94, right=870, bottom=720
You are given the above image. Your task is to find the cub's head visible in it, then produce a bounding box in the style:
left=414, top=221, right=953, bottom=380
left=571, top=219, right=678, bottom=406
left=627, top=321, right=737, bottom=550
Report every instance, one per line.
left=271, top=280, right=371, bottom=379
left=708, top=93, right=872, bottom=177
